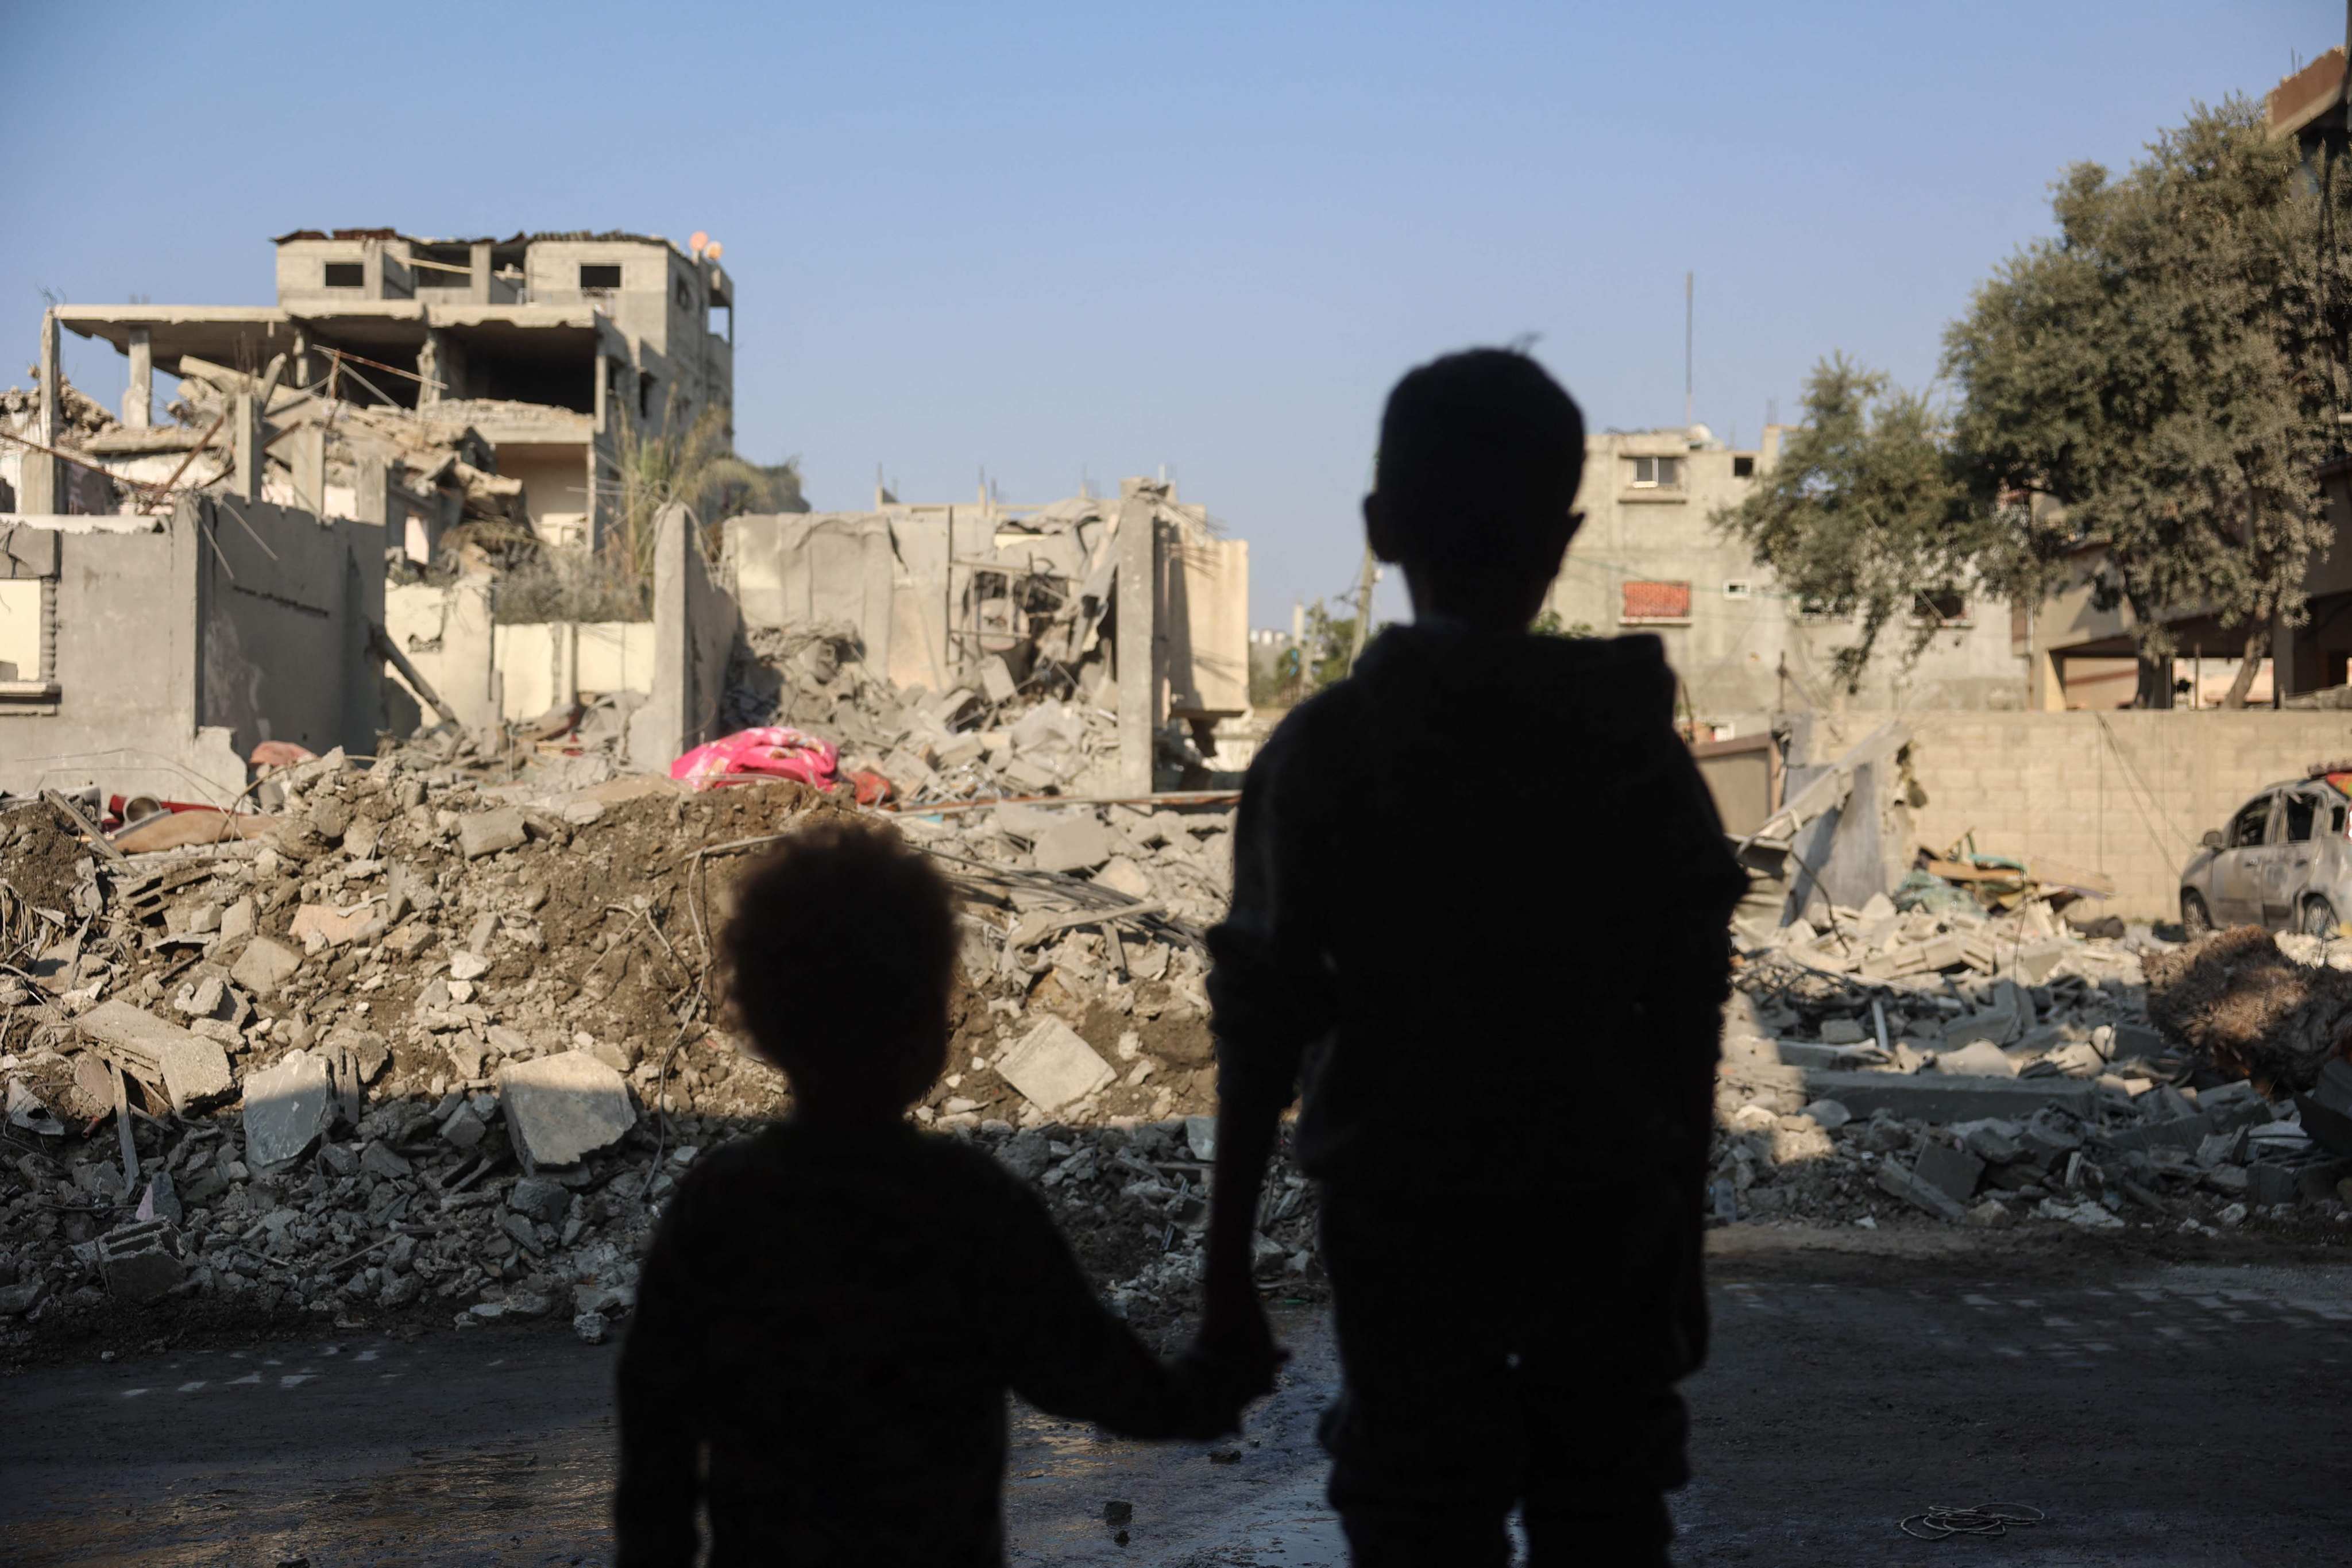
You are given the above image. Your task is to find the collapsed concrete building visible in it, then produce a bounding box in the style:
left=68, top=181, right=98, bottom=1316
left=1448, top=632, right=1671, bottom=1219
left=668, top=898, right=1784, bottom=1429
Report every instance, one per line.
left=17, top=227, right=736, bottom=553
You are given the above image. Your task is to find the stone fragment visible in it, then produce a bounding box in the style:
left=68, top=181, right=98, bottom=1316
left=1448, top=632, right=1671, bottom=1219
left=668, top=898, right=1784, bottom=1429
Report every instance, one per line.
left=1932, top=1040, right=2017, bottom=1078
left=1801, top=1098, right=1853, bottom=1131
left=459, top=806, right=528, bottom=859
left=978, top=655, right=1018, bottom=705
left=1031, top=817, right=1118, bottom=875
left=1818, top=1018, right=1868, bottom=1045
left=509, top=1175, right=570, bottom=1226
left=502, top=1211, right=544, bottom=1255
left=242, top=1051, right=335, bottom=1169
left=560, top=798, right=607, bottom=828
left=498, top=1051, right=638, bottom=1165
left=0, top=1279, right=50, bottom=1316
left=449, top=950, right=490, bottom=982
left=141, top=1172, right=184, bottom=1227
left=231, top=936, right=302, bottom=1001
left=441, top=1103, right=489, bottom=1150
left=75, top=1000, right=234, bottom=1113
left=1954, top=1119, right=2026, bottom=1164
left=1876, top=1160, right=1967, bottom=1222
left=1914, top=1141, right=1986, bottom=1204
left=361, top=1141, right=412, bottom=1180
left=1966, top=1198, right=2013, bottom=1229
left=289, top=902, right=385, bottom=948
left=1091, top=856, right=1158, bottom=902
left=219, top=896, right=257, bottom=944
left=573, top=1310, right=610, bottom=1345
left=996, top=1018, right=1115, bottom=1113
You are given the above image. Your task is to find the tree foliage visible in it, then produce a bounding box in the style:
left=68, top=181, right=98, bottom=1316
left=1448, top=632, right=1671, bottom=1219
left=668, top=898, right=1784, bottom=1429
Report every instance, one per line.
left=1943, top=98, right=2348, bottom=706
left=1713, top=354, right=1984, bottom=690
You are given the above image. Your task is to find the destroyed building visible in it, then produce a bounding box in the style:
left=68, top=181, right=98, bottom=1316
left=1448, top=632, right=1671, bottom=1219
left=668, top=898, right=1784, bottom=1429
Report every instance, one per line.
left=19, top=227, right=736, bottom=552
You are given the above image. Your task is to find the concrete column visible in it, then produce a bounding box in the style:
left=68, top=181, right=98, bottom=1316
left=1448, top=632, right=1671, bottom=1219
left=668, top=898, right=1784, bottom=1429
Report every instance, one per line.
left=231, top=393, right=262, bottom=504
left=417, top=331, right=446, bottom=407
left=124, top=328, right=153, bottom=428
left=443, top=571, right=501, bottom=737
left=1115, top=492, right=1158, bottom=795
left=469, top=242, right=493, bottom=304
left=20, top=309, right=61, bottom=512
left=289, top=424, right=327, bottom=516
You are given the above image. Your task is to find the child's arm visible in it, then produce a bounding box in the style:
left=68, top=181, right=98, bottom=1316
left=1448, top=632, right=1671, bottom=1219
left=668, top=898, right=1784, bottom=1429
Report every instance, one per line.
left=613, top=1202, right=704, bottom=1568
left=996, top=1175, right=1249, bottom=1440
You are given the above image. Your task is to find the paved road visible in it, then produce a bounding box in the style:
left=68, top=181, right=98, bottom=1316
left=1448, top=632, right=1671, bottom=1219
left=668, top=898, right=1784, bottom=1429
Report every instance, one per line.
left=9, top=1242, right=2352, bottom=1565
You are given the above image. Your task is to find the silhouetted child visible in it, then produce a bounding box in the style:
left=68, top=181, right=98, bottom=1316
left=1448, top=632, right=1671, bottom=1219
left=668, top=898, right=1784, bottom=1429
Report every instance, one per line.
left=616, top=821, right=1245, bottom=1567
left=1198, top=349, right=1747, bottom=1566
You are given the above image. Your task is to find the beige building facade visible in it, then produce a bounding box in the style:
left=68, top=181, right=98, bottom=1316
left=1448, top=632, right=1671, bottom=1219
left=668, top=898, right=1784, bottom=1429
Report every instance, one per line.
left=1542, top=426, right=2027, bottom=729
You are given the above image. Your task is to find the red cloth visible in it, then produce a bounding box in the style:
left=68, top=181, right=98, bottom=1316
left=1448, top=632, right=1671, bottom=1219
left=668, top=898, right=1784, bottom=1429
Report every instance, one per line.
left=670, top=728, right=841, bottom=791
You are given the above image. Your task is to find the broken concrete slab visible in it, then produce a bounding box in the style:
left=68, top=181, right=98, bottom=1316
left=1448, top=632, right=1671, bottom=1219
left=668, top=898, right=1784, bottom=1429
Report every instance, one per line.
left=1876, top=1159, right=1968, bottom=1222
left=509, top=1175, right=570, bottom=1226
left=1091, top=856, right=1157, bottom=902
left=230, top=936, right=302, bottom=1001
left=242, top=1050, right=334, bottom=1169
left=497, top=1050, right=637, bottom=1166
left=1031, top=817, right=1118, bottom=875
left=1914, top=1141, right=1986, bottom=1204
left=997, top=1017, right=1115, bottom=1113
left=1803, top=1069, right=2099, bottom=1125
left=73, top=999, right=233, bottom=1114
left=459, top=806, right=527, bottom=859
left=289, top=901, right=385, bottom=948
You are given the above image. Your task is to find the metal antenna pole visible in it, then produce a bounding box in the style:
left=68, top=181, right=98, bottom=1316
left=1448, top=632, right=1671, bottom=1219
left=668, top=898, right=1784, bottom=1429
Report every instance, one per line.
left=1684, top=271, right=1694, bottom=428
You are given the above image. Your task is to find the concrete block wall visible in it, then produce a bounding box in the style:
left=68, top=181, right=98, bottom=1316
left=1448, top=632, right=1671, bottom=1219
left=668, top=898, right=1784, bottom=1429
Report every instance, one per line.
left=0, top=498, right=381, bottom=804
left=1791, top=709, right=2352, bottom=918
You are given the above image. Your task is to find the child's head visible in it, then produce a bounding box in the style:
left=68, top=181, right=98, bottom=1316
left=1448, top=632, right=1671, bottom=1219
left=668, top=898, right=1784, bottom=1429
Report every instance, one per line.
left=721, top=820, right=959, bottom=1121
left=1365, top=348, right=1586, bottom=628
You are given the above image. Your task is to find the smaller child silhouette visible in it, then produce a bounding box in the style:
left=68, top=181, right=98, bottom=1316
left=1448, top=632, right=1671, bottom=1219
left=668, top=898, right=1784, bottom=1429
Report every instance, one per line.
left=616, top=821, right=1249, bottom=1567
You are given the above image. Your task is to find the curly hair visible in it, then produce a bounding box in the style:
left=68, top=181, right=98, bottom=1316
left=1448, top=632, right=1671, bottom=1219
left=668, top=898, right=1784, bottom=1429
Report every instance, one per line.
left=719, top=819, right=959, bottom=1112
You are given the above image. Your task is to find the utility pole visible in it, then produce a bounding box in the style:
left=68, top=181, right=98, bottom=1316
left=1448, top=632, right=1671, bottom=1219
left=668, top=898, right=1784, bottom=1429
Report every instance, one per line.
left=1683, top=271, right=1694, bottom=430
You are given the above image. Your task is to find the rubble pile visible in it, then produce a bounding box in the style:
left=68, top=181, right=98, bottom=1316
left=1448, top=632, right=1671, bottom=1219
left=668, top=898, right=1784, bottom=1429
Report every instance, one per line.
left=1711, top=897, right=2352, bottom=1235
left=2142, top=925, right=2352, bottom=1091
left=1, top=755, right=1255, bottom=1342
left=720, top=624, right=1132, bottom=804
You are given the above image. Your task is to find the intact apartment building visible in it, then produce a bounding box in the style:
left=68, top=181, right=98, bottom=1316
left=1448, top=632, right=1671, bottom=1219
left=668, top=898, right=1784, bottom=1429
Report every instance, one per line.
left=1540, top=426, right=2026, bottom=729
left=48, top=228, right=735, bottom=549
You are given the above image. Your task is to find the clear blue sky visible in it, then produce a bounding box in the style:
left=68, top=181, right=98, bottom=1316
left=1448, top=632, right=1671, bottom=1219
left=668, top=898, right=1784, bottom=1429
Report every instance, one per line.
left=3, top=1, right=2334, bottom=624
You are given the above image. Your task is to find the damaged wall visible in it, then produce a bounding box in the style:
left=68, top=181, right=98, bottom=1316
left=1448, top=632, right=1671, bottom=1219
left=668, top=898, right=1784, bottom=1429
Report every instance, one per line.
left=385, top=581, right=652, bottom=730
left=722, top=482, right=1249, bottom=727
left=0, top=499, right=382, bottom=802
left=1790, top=709, right=2352, bottom=918
left=627, top=503, right=738, bottom=771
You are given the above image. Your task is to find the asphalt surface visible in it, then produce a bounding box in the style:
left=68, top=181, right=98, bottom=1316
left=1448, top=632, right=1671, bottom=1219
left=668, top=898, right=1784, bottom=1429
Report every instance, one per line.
left=7, top=1235, right=2352, bottom=1566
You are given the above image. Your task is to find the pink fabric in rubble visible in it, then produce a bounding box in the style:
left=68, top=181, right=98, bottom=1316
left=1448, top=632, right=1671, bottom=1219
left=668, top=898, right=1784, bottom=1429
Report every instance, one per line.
left=670, top=727, right=841, bottom=791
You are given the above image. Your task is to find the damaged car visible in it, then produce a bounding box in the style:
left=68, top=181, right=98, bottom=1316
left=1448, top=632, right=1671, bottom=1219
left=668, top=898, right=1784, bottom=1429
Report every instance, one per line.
left=2181, top=769, right=2352, bottom=936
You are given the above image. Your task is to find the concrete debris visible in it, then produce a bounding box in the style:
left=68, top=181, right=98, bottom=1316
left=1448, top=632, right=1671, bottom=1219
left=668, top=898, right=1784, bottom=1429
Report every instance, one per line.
left=2144, top=925, right=2352, bottom=1092
left=242, top=1051, right=335, bottom=1170
left=498, top=1052, right=636, bottom=1167
left=73, top=1000, right=233, bottom=1114
left=995, top=1018, right=1117, bottom=1114
left=1709, top=895, right=2349, bottom=1233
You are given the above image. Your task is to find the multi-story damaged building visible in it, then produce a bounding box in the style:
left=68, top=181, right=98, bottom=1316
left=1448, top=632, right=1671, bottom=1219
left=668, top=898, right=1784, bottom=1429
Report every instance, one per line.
left=42, top=227, right=735, bottom=552
left=1541, top=426, right=2026, bottom=728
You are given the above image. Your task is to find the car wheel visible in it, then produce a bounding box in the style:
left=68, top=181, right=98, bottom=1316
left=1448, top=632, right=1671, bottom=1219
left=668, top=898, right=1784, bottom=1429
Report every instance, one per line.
left=2181, top=890, right=2213, bottom=936
left=2303, top=897, right=2341, bottom=939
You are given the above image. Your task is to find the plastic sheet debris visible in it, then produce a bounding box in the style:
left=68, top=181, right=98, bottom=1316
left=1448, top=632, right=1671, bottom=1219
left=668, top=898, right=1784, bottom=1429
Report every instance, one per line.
left=670, top=727, right=841, bottom=791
